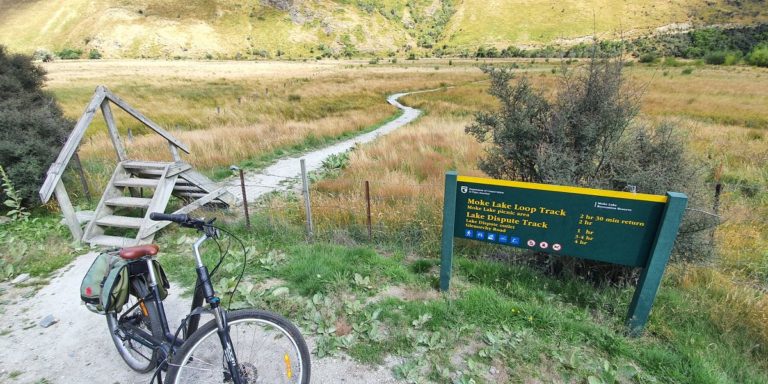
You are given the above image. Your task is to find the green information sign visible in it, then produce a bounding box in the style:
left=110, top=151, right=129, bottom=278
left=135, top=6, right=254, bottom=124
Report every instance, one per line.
left=439, top=172, right=688, bottom=336
left=454, top=175, right=666, bottom=267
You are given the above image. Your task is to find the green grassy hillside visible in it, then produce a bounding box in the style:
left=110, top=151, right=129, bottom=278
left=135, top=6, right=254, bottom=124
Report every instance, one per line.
left=0, top=0, right=766, bottom=58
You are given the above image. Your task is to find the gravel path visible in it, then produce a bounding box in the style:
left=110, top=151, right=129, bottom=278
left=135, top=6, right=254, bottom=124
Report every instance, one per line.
left=226, top=91, right=427, bottom=202
left=0, top=90, right=430, bottom=384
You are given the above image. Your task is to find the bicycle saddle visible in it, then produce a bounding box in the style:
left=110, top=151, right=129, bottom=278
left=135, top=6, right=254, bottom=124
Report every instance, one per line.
left=119, top=244, right=160, bottom=260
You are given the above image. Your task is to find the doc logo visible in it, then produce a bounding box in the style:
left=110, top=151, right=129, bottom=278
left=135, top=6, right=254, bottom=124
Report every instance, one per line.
left=460, top=186, right=468, bottom=194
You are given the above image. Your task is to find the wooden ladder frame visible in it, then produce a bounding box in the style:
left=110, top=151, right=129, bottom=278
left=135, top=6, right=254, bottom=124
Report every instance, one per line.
left=39, top=85, right=234, bottom=244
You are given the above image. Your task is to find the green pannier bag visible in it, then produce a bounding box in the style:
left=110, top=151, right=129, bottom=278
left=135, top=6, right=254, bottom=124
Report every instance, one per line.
left=80, top=250, right=169, bottom=314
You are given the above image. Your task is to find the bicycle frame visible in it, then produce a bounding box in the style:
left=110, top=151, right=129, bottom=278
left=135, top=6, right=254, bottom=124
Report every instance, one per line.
left=117, top=230, right=246, bottom=383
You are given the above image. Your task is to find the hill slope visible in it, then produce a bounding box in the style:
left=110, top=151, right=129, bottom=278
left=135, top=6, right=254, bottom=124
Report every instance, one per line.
left=0, top=0, right=766, bottom=59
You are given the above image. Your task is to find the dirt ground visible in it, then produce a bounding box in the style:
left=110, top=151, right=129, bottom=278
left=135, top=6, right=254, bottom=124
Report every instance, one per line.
left=0, top=251, right=400, bottom=384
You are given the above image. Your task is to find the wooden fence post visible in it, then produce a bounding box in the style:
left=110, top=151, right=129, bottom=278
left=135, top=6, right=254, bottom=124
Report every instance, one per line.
left=300, top=159, right=314, bottom=241
left=365, top=181, right=372, bottom=240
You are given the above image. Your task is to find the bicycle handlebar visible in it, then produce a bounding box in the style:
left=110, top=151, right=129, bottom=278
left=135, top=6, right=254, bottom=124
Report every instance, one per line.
left=149, top=212, right=214, bottom=234
left=149, top=212, right=191, bottom=223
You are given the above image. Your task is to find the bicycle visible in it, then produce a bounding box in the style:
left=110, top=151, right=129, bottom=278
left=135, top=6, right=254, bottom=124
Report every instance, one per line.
left=105, top=212, right=311, bottom=383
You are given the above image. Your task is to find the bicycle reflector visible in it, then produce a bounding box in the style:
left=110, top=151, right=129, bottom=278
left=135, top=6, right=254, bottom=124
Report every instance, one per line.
left=284, top=354, right=293, bottom=379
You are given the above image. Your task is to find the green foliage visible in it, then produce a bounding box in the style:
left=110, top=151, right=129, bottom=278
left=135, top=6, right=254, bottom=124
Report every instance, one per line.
left=0, top=46, right=72, bottom=205
left=32, top=49, right=54, bottom=62
left=747, top=45, right=768, bottom=67
left=662, top=57, right=682, bottom=67
left=88, top=49, right=102, bottom=59
left=56, top=48, right=82, bottom=60
left=638, top=53, right=657, bottom=63
left=704, top=51, right=727, bottom=65
left=0, top=216, right=77, bottom=280
left=0, top=165, right=28, bottom=221
left=467, top=56, right=711, bottom=266
left=681, top=67, right=694, bottom=75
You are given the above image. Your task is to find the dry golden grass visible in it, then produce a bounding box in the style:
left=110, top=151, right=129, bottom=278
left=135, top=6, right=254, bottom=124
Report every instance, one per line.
left=44, top=60, right=485, bottom=178
left=674, top=265, right=768, bottom=347
left=80, top=108, right=393, bottom=169
left=634, top=66, right=768, bottom=128
left=306, top=114, right=484, bottom=244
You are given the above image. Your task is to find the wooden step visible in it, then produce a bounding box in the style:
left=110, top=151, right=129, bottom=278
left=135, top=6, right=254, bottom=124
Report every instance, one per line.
left=95, top=215, right=145, bottom=229
left=87, top=235, right=139, bottom=248
left=122, top=161, right=171, bottom=170
left=105, top=197, right=152, bottom=209
left=130, top=169, right=164, bottom=177
left=113, top=178, right=159, bottom=188
left=177, top=192, right=209, bottom=199
left=172, top=185, right=205, bottom=192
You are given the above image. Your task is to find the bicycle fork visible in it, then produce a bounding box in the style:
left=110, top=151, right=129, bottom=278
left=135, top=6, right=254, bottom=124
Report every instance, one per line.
left=192, top=235, right=245, bottom=384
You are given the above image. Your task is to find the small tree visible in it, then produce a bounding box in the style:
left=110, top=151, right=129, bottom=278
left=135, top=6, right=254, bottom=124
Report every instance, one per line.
left=467, top=53, right=711, bottom=273
left=0, top=46, right=72, bottom=206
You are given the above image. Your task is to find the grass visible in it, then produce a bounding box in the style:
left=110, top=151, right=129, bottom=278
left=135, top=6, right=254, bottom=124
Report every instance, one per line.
left=2, top=1, right=767, bottom=59
left=3, top=58, right=766, bottom=381
left=152, top=215, right=768, bottom=383
left=0, top=215, right=81, bottom=281
left=41, top=60, right=485, bottom=191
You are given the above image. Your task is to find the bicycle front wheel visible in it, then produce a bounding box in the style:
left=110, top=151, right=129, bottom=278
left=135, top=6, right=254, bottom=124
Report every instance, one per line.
left=166, top=309, right=310, bottom=384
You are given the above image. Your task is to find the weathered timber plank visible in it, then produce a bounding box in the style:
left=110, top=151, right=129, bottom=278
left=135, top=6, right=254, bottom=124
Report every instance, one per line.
left=39, top=86, right=106, bottom=202
left=104, top=89, right=190, bottom=153
left=54, top=181, right=83, bottom=241
left=101, top=100, right=126, bottom=162
left=139, top=188, right=229, bottom=237
left=105, top=197, right=152, bottom=208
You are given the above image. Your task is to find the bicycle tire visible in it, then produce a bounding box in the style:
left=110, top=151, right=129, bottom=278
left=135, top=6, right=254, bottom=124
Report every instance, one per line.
left=106, top=278, right=164, bottom=373
left=166, top=309, right=311, bottom=384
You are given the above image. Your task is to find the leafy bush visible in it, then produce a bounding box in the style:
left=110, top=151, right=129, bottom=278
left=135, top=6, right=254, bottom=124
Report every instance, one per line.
left=638, top=53, right=657, bottom=63
left=466, top=56, right=711, bottom=271
left=32, top=49, right=54, bottom=62
left=681, top=67, right=694, bottom=75
left=724, top=52, right=741, bottom=65
left=0, top=46, right=72, bottom=205
left=56, top=48, right=82, bottom=60
left=663, top=57, right=682, bottom=67
left=0, top=165, right=28, bottom=221
left=704, top=51, right=727, bottom=65
left=88, top=49, right=102, bottom=59
left=746, top=45, right=768, bottom=67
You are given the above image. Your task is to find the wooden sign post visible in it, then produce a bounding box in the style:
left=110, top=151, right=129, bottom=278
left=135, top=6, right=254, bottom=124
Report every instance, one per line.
left=440, top=171, right=687, bottom=336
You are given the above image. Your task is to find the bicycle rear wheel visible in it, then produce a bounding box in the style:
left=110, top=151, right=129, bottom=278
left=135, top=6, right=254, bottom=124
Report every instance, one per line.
left=106, top=278, right=163, bottom=373
left=166, top=309, right=310, bottom=384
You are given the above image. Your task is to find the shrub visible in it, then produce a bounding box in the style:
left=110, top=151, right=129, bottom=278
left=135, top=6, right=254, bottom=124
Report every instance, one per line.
left=466, top=55, right=711, bottom=272
left=746, top=45, right=768, bottom=67
left=56, top=48, right=82, bottom=60
left=0, top=46, right=72, bottom=205
left=681, top=67, right=694, bottom=75
left=638, top=53, right=657, bottom=63
left=32, top=49, right=54, bottom=62
left=88, top=49, right=102, bottom=60
left=662, top=57, right=681, bottom=67
left=704, top=51, right=727, bottom=65
left=724, top=52, right=741, bottom=65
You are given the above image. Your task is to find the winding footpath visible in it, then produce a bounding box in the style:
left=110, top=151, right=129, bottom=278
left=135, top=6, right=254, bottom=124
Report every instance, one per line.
left=227, top=90, right=430, bottom=201
left=0, top=90, right=434, bottom=384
